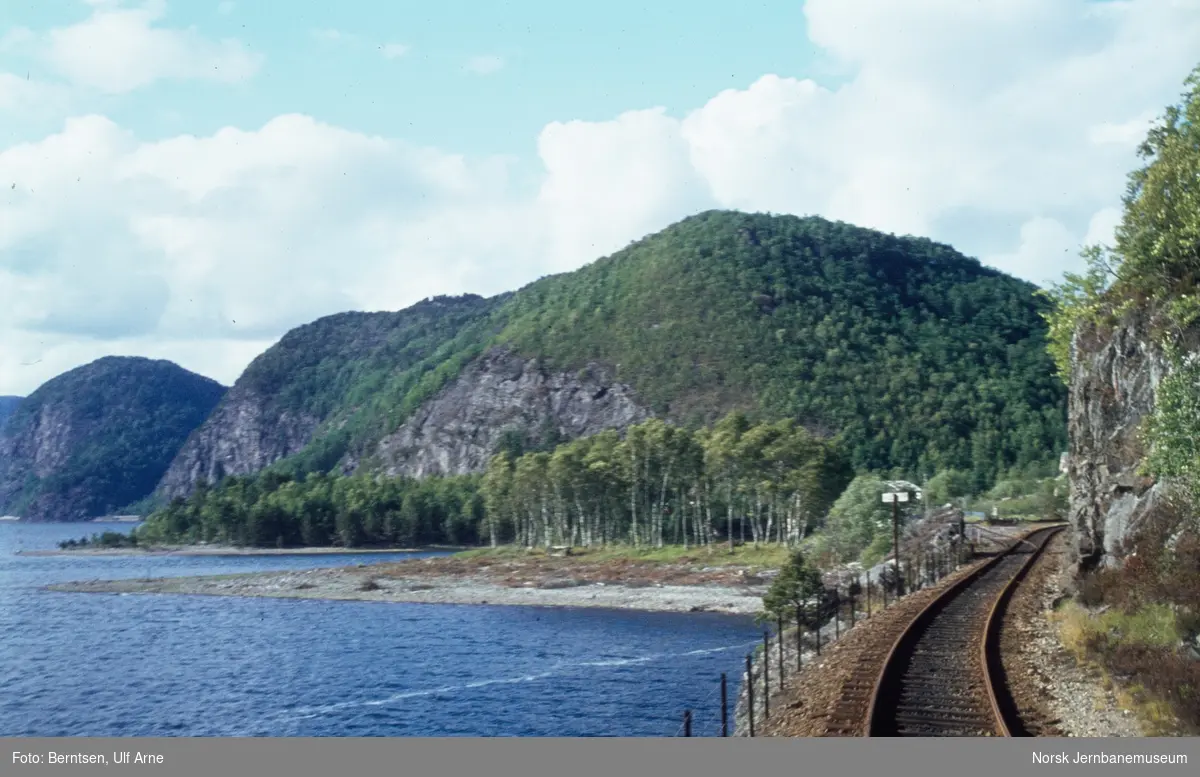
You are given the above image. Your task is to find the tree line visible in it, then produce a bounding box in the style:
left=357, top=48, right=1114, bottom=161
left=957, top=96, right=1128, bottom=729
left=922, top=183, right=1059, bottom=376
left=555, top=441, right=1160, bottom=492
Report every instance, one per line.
left=481, top=414, right=853, bottom=550
left=137, top=413, right=853, bottom=550
left=136, top=471, right=484, bottom=548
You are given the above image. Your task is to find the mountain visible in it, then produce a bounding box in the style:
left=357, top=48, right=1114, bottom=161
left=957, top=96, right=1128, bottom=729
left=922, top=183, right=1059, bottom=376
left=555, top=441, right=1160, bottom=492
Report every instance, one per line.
left=0, top=357, right=226, bottom=521
left=157, top=294, right=505, bottom=497
left=0, top=396, right=20, bottom=430
left=160, top=210, right=1067, bottom=498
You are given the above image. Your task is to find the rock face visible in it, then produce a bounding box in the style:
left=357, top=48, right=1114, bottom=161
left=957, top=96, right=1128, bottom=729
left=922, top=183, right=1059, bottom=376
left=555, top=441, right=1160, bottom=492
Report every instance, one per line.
left=156, top=395, right=321, bottom=499
left=361, top=348, right=653, bottom=477
left=156, top=295, right=500, bottom=499
left=1065, top=307, right=1196, bottom=568
left=0, top=357, right=225, bottom=521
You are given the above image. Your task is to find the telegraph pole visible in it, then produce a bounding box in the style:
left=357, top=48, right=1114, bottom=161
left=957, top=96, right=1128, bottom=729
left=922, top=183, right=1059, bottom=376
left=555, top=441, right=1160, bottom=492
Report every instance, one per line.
left=882, top=489, right=910, bottom=598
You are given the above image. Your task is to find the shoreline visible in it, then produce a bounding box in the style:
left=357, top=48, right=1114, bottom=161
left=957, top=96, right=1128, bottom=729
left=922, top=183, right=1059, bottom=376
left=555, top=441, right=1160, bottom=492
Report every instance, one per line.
left=45, top=567, right=765, bottom=615
left=18, top=545, right=464, bottom=558
left=43, top=548, right=774, bottom=615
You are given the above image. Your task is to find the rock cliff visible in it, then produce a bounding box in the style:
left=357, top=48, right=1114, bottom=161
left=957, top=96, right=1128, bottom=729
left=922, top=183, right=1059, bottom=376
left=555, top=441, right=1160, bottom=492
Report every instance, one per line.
left=156, top=395, right=321, bottom=499
left=1065, top=307, right=1198, bottom=568
left=0, top=357, right=225, bottom=521
left=156, top=294, right=503, bottom=498
left=355, top=348, right=653, bottom=477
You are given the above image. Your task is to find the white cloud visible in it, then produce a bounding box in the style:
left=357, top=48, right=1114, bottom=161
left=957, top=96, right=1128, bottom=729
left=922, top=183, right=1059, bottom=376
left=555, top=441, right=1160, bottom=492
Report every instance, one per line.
left=217, top=1, right=235, bottom=14
left=0, top=72, right=70, bottom=116
left=40, top=1, right=261, bottom=93
left=380, top=43, right=409, bottom=60
left=464, top=55, right=505, bottom=75
left=3, top=0, right=1200, bottom=394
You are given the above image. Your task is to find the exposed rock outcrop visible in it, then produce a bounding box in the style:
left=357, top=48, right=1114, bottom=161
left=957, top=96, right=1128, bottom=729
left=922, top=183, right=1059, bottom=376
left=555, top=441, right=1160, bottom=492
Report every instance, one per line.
left=156, top=395, right=321, bottom=499
left=358, top=348, right=653, bottom=477
left=1065, top=307, right=1197, bottom=568
left=0, top=357, right=225, bottom=521
left=156, top=295, right=500, bottom=498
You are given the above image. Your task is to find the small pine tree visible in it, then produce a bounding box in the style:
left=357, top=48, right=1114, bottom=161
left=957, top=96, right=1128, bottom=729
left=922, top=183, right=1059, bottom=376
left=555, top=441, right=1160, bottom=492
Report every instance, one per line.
left=762, top=549, right=826, bottom=625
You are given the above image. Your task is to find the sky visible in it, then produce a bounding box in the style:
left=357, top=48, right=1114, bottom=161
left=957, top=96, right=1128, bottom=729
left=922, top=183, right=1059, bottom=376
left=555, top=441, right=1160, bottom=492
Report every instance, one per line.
left=1, top=0, right=1199, bottom=396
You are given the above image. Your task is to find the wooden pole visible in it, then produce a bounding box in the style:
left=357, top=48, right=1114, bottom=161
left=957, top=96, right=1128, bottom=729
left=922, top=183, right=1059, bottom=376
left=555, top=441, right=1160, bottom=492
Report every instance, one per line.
left=777, top=613, right=785, bottom=683
left=834, top=591, right=841, bottom=640
left=721, top=673, right=728, bottom=737
left=762, top=631, right=770, bottom=719
left=892, top=496, right=902, bottom=597
left=746, top=655, right=755, bottom=737
left=795, top=604, right=803, bottom=671
left=683, top=710, right=692, bottom=737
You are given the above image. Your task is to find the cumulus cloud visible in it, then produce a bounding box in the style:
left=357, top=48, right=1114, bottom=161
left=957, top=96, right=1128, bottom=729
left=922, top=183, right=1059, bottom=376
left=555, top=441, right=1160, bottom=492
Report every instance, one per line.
left=40, top=0, right=261, bottom=93
left=3, top=0, right=1200, bottom=394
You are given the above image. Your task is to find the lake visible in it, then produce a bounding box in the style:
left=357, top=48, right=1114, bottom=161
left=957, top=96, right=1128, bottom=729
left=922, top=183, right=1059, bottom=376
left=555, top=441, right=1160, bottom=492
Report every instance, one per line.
left=0, top=522, right=759, bottom=737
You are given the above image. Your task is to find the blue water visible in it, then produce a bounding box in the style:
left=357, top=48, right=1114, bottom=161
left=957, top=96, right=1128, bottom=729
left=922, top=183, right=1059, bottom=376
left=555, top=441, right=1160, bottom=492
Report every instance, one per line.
left=0, top=523, right=759, bottom=737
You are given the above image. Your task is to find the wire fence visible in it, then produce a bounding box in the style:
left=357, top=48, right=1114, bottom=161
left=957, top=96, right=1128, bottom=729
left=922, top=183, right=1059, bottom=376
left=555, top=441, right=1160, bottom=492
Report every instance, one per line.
left=672, top=540, right=971, bottom=736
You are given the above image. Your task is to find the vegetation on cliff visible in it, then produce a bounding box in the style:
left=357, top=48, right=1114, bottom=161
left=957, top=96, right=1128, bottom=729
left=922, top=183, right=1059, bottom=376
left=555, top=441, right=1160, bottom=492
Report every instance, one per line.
left=1043, top=64, right=1200, bottom=503
left=1044, top=61, right=1200, bottom=733
left=175, top=211, right=1066, bottom=498
left=498, top=210, right=1065, bottom=487
left=0, top=357, right=226, bottom=521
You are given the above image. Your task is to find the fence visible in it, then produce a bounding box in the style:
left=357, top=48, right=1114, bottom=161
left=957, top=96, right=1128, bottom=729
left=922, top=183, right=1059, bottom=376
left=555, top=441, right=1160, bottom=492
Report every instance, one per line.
left=674, top=541, right=969, bottom=736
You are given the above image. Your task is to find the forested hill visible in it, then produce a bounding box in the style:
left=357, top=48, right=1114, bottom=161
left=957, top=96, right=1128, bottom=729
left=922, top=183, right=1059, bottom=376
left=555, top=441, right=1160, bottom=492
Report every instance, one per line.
left=156, top=293, right=508, bottom=497
left=160, top=210, right=1066, bottom=499
left=0, top=397, right=20, bottom=430
left=497, top=211, right=1066, bottom=485
left=0, top=357, right=226, bottom=521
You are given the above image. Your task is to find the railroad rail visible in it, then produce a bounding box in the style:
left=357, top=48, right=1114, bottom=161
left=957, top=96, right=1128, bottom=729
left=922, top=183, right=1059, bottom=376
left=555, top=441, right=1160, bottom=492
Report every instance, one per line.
left=864, top=524, right=1064, bottom=737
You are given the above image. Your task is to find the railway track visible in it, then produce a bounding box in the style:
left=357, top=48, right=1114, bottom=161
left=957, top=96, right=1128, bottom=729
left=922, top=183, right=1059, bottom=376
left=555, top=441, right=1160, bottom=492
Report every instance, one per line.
left=863, top=524, right=1064, bottom=737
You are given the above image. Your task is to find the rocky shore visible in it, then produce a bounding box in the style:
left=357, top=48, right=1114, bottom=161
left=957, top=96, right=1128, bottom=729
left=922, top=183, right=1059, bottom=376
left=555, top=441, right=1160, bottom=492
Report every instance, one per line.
left=46, top=551, right=771, bottom=615
left=20, top=545, right=454, bottom=557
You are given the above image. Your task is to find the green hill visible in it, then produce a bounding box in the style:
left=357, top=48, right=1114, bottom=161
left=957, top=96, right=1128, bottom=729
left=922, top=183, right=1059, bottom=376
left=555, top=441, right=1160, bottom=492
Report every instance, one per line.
left=0, top=357, right=226, bottom=520
left=496, top=211, right=1065, bottom=484
left=162, top=210, right=1066, bottom=497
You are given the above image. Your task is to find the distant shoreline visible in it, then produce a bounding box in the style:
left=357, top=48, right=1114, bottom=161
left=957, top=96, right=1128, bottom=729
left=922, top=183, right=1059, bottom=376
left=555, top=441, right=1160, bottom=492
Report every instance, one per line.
left=46, top=570, right=763, bottom=615
left=43, top=547, right=771, bottom=615
left=19, top=545, right=465, bottom=558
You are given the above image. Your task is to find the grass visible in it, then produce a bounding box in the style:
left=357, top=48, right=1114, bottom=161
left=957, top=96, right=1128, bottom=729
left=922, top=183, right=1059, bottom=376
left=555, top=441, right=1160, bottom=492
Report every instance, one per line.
left=452, top=543, right=794, bottom=571
left=1056, top=601, right=1181, bottom=654
left=1053, top=600, right=1194, bottom=734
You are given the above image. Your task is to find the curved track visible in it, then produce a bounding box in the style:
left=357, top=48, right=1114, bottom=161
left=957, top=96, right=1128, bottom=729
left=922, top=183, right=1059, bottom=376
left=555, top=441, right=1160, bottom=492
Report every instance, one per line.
left=866, top=524, right=1064, bottom=737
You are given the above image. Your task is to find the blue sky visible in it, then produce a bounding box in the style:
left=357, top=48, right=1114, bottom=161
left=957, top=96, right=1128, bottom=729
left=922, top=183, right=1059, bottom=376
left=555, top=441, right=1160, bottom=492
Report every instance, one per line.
left=2, top=0, right=826, bottom=156
left=1, top=0, right=1199, bottom=394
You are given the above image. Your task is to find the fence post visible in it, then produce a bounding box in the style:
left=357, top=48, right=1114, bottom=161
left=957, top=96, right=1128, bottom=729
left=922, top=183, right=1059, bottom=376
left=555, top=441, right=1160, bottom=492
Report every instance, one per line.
left=834, top=591, right=841, bottom=640
left=762, top=631, right=770, bottom=720
left=865, top=574, right=871, bottom=617
left=683, top=710, right=692, bottom=737
left=746, top=655, right=755, bottom=737
left=777, top=613, right=785, bottom=684
left=795, top=605, right=804, bottom=671
left=721, top=673, right=728, bottom=737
